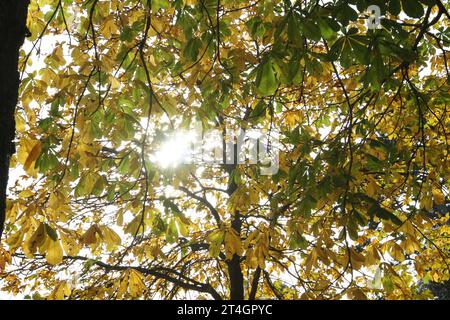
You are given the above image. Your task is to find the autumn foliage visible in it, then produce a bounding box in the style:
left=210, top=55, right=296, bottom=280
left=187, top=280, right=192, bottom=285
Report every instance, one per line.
left=0, top=0, right=449, bottom=300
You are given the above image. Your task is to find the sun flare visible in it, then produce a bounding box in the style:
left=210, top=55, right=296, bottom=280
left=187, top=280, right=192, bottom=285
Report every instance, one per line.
left=153, top=134, right=193, bottom=169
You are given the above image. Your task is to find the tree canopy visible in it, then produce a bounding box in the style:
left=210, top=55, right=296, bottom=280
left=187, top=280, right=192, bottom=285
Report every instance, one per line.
left=0, top=0, right=449, bottom=300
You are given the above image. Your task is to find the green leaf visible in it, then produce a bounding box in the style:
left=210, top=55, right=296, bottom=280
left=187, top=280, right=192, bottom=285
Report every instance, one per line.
left=118, top=155, right=130, bottom=175
left=287, top=14, right=301, bottom=45
left=289, top=232, right=308, bottom=250
left=368, top=204, right=402, bottom=225
left=50, top=98, right=62, bottom=117
left=337, top=4, right=358, bottom=25
left=402, top=0, right=424, bottom=18
left=36, top=152, right=59, bottom=173
left=388, top=0, right=401, bottom=15
left=120, top=26, right=133, bottom=42
left=44, top=224, right=58, bottom=241
left=162, top=197, right=182, bottom=215
left=302, top=21, right=321, bottom=41
left=382, top=274, right=395, bottom=293
left=318, top=18, right=335, bottom=40
left=250, top=100, right=267, bottom=120
left=183, top=38, right=202, bottom=61
left=328, top=37, right=345, bottom=61
left=255, top=58, right=278, bottom=96
left=152, top=0, right=170, bottom=11
left=166, top=219, right=179, bottom=243
left=295, top=195, right=317, bottom=217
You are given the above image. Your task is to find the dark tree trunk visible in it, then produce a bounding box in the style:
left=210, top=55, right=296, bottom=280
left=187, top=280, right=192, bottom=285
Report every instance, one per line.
left=227, top=255, right=244, bottom=299
left=224, top=141, right=245, bottom=300
left=0, top=0, right=30, bottom=238
left=227, top=212, right=244, bottom=300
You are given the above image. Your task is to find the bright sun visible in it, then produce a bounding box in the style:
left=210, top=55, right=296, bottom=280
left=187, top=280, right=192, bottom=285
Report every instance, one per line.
left=153, top=133, right=193, bottom=169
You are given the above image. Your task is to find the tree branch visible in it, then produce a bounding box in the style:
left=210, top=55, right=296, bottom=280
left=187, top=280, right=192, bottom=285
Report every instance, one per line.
left=63, top=255, right=223, bottom=300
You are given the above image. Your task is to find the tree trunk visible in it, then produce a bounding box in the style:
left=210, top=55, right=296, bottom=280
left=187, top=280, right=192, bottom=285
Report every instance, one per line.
left=0, top=0, right=30, bottom=238
left=227, top=211, right=244, bottom=299
left=224, top=140, right=245, bottom=300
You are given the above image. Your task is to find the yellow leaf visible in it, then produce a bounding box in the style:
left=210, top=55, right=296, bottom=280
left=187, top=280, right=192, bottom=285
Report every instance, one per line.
left=53, top=46, right=66, bottom=65
left=224, top=228, right=243, bottom=260
left=27, top=223, right=46, bottom=253
left=365, top=245, right=381, bottom=266
left=100, top=16, right=118, bottom=38
left=110, top=76, right=120, bottom=90
left=128, top=269, right=146, bottom=298
left=46, top=239, right=63, bottom=265
left=24, top=140, right=42, bottom=171
left=61, top=232, right=81, bottom=256
left=350, top=248, right=365, bottom=270
left=116, top=274, right=129, bottom=299
left=124, top=214, right=144, bottom=235
left=19, top=189, right=34, bottom=198
left=432, top=189, right=445, bottom=205
left=80, top=225, right=102, bottom=245
left=183, top=0, right=197, bottom=6
left=6, top=230, right=24, bottom=249
left=208, top=230, right=224, bottom=258
left=15, top=114, right=26, bottom=132
left=48, top=192, right=65, bottom=210
left=0, top=247, right=12, bottom=272
left=48, top=281, right=71, bottom=300
left=348, top=288, right=367, bottom=300
left=420, top=194, right=433, bottom=211
left=366, top=179, right=379, bottom=197
left=303, top=248, right=317, bottom=275
left=389, top=242, right=405, bottom=262
left=245, top=247, right=258, bottom=269
left=101, top=226, right=122, bottom=247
